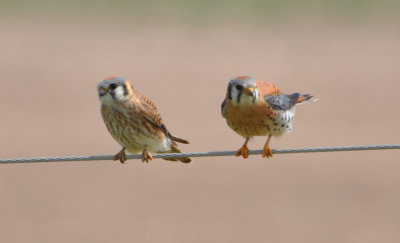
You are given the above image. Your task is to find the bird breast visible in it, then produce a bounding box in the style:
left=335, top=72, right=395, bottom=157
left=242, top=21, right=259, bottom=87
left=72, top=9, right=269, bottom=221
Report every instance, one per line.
left=101, top=104, right=170, bottom=153
left=224, top=101, right=295, bottom=137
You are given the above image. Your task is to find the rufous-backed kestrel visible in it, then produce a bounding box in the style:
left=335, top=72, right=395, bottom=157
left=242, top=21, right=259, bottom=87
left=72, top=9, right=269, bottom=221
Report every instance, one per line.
left=221, top=76, right=314, bottom=158
left=97, top=76, right=191, bottom=163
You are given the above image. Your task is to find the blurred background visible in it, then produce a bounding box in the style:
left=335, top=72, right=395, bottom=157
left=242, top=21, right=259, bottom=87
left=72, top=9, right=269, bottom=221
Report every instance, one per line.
left=0, top=0, right=399, bottom=242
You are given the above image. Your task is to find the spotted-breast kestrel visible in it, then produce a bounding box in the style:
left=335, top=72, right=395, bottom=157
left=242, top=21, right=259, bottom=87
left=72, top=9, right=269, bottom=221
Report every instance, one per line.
left=97, top=76, right=191, bottom=163
left=221, top=76, right=314, bottom=158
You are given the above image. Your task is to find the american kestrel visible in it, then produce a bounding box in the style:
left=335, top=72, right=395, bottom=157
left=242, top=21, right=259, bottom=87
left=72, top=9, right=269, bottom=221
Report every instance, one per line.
left=97, top=76, right=191, bottom=163
left=221, top=76, right=314, bottom=158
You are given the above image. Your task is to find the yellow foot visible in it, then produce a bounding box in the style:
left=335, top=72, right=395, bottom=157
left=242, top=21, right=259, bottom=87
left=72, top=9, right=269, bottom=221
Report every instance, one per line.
left=141, top=151, right=154, bottom=163
left=262, top=146, right=273, bottom=158
left=113, top=148, right=127, bottom=163
left=236, top=145, right=249, bottom=159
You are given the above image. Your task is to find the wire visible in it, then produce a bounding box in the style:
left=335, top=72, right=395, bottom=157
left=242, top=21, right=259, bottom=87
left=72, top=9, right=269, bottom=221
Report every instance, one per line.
left=0, top=144, right=399, bottom=164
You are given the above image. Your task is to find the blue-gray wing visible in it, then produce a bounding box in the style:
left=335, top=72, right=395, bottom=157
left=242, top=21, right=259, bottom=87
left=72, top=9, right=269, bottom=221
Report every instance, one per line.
left=264, top=93, right=299, bottom=110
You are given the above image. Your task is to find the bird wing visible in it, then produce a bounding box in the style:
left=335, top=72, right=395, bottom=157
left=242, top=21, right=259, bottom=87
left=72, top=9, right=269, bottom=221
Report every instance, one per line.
left=264, top=93, right=300, bottom=110
left=256, top=81, right=312, bottom=111
left=255, top=81, right=297, bottom=110
left=256, top=81, right=281, bottom=96
left=135, top=92, right=189, bottom=144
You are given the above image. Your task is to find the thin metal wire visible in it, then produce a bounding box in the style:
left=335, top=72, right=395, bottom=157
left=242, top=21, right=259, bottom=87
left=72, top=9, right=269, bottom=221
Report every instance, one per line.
left=0, top=144, right=399, bottom=164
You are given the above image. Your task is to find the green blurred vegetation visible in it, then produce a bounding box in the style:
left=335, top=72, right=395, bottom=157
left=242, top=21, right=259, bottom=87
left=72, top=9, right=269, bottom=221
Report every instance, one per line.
left=1, top=0, right=399, bottom=20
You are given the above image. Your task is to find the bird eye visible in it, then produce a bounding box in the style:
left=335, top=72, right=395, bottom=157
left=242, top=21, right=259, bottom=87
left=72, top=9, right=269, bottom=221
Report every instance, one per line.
left=236, top=85, right=243, bottom=91
left=109, top=83, right=117, bottom=90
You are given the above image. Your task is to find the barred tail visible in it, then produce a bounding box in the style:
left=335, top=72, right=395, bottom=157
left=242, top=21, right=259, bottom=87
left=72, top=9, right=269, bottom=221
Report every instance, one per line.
left=297, top=94, right=317, bottom=104
left=162, top=144, right=192, bottom=163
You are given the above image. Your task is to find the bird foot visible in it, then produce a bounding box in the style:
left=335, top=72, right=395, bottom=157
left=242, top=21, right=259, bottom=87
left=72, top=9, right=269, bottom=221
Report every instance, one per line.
left=236, top=144, right=249, bottom=159
left=113, top=148, right=127, bottom=163
left=141, top=151, right=153, bottom=163
left=262, top=145, right=273, bottom=158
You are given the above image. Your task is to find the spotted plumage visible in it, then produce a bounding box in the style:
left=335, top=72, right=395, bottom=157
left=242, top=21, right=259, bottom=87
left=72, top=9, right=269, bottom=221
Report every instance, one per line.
left=97, top=76, right=191, bottom=163
left=221, top=76, right=314, bottom=158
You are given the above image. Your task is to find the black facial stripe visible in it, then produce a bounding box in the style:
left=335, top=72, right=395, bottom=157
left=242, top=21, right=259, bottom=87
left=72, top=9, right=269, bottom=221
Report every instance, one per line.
left=123, top=84, right=129, bottom=96
left=237, top=90, right=242, bottom=103
left=221, top=99, right=226, bottom=115
left=110, top=90, right=116, bottom=99
left=228, top=83, right=233, bottom=100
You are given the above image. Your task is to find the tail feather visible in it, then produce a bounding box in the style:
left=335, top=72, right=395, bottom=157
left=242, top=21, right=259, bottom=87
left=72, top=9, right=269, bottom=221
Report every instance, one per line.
left=297, top=94, right=317, bottom=104
left=171, top=135, right=189, bottom=144
left=162, top=144, right=192, bottom=163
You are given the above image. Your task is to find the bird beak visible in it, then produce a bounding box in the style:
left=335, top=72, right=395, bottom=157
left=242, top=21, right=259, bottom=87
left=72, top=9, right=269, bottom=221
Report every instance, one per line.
left=243, top=87, right=255, bottom=96
left=99, top=87, right=109, bottom=97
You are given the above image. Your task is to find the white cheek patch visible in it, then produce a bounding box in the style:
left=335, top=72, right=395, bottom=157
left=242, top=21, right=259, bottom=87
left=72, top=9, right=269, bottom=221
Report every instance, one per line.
left=114, top=86, right=129, bottom=101
left=230, top=88, right=240, bottom=104
left=254, top=89, right=259, bottom=101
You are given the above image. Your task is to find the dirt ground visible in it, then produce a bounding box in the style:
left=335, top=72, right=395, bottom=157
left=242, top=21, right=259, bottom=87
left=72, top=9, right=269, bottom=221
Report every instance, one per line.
left=0, top=12, right=399, bottom=243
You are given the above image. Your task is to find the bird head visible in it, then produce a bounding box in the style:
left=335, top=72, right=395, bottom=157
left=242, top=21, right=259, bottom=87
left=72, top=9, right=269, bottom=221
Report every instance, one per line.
left=227, top=76, right=259, bottom=105
left=97, top=76, right=134, bottom=105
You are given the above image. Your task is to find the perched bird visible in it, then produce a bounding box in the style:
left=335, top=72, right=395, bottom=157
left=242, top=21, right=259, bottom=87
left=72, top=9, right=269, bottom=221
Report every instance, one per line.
left=221, top=76, right=314, bottom=158
left=97, top=76, right=191, bottom=163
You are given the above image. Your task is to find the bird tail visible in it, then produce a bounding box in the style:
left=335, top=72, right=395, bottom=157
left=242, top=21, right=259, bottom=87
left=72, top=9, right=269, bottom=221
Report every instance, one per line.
left=162, top=143, right=192, bottom=163
left=170, top=135, right=189, bottom=144
left=297, top=94, right=318, bottom=105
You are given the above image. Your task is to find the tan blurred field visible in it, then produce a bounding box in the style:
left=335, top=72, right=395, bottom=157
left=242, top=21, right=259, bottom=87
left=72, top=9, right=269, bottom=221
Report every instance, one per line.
left=0, top=6, right=399, bottom=243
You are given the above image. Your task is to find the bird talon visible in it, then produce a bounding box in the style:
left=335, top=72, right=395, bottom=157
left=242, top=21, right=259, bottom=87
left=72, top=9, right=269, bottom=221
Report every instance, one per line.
left=141, top=151, right=153, bottom=163
left=236, top=145, right=249, bottom=159
left=262, top=146, right=273, bottom=158
left=114, top=148, right=127, bottom=163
